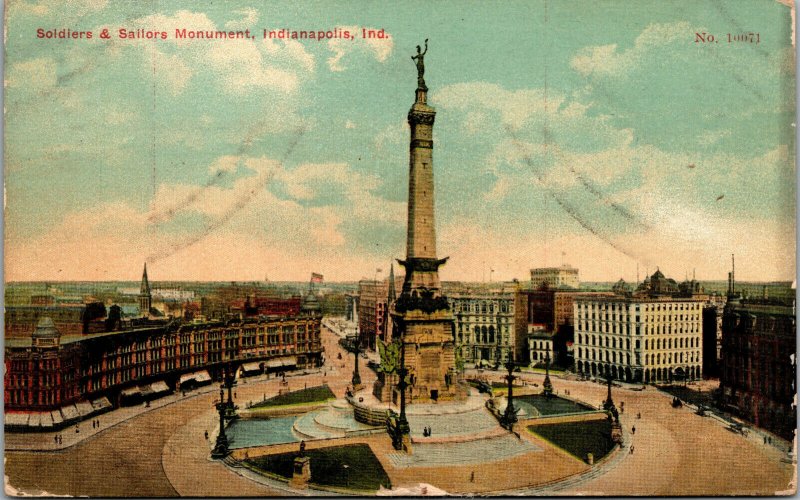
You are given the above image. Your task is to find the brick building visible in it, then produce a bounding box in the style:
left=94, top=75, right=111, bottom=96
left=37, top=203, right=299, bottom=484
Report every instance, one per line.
left=718, top=298, right=796, bottom=440
left=5, top=298, right=323, bottom=429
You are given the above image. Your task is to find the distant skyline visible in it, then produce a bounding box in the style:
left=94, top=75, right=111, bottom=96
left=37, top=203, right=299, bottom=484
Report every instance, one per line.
left=4, top=1, right=795, bottom=283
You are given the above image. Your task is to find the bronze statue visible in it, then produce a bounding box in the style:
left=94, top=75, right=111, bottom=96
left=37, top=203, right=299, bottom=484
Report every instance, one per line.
left=411, top=39, right=429, bottom=89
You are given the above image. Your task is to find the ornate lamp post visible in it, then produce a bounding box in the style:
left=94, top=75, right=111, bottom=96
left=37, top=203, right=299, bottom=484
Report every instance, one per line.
left=351, top=342, right=362, bottom=389
left=211, top=386, right=229, bottom=459
left=543, top=344, right=554, bottom=398
left=501, top=349, right=518, bottom=430
left=391, top=340, right=411, bottom=451
left=603, top=373, right=615, bottom=411
left=223, top=363, right=238, bottom=420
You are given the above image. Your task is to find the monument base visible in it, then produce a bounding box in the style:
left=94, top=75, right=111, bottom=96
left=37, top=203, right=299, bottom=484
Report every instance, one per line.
left=289, top=456, right=311, bottom=489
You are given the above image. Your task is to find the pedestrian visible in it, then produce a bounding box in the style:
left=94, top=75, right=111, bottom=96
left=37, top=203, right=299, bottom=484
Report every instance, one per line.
left=204, top=430, right=209, bottom=440
left=54, top=435, right=58, bottom=444
left=58, top=435, right=62, bottom=445
left=470, top=471, right=475, bottom=482
left=632, top=426, right=636, bottom=435
left=629, top=445, right=634, bottom=455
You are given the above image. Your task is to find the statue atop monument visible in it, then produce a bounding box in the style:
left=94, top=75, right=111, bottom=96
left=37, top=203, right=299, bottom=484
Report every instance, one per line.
left=411, top=39, right=429, bottom=89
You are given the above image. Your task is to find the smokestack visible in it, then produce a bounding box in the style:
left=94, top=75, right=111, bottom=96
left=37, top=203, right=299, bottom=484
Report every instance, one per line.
left=731, top=253, right=735, bottom=294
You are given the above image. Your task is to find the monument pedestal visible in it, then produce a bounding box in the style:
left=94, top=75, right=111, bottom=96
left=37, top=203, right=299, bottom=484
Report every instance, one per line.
left=402, top=434, right=413, bottom=454
left=289, top=456, right=311, bottom=490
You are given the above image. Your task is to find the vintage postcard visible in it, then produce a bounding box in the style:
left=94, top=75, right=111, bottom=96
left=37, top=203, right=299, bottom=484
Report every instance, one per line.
left=3, top=0, right=797, bottom=496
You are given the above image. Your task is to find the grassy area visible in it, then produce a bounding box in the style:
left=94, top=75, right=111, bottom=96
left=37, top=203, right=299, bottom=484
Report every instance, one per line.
left=245, top=444, right=391, bottom=491
left=490, top=381, right=523, bottom=389
left=250, top=385, right=335, bottom=409
left=529, top=419, right=614, bottom=461
left=518, top=394, right=594, bottom=416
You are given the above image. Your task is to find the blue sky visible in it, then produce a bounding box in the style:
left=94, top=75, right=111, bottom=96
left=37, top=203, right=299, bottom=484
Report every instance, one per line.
left=4, top=0, right=796, bottom=282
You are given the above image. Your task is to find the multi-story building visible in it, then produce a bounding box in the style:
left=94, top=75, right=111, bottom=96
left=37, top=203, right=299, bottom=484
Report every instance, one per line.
left=702, top=300, right=724, bottom=378
left=4, top=295, right=323, bottom=429
left=573, top=295, right=704, bottom=383
left=356, top=271, right=403, bottom=350
left=522, top=288, right=614, bottom=367
left=718, top=297, right=796, bottom=441
left=530, top=265, right=580, bottom=289
left=447, top=286, right=518, bottom=367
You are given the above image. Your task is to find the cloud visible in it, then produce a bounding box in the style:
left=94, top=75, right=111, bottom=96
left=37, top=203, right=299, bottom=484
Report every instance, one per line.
left=6, top=150, right=408, bottom=280
left=225, top=8, right=259, bottom=30
left=327, top=26, right=393, bottom=72
left=6, top=58, right=58, bottom=89
left=570, top=22, right=693, bottom=78
left=125, top=10, right=314, bottom=95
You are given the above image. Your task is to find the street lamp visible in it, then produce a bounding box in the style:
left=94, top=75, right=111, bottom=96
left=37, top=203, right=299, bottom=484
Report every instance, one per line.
left=211, top=386, right=229, bottom=459
left=501, top=348, right=518, bottom=430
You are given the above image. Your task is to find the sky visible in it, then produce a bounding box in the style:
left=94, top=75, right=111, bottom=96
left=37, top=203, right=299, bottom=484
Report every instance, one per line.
left=3, top=0, right=796, bottom=283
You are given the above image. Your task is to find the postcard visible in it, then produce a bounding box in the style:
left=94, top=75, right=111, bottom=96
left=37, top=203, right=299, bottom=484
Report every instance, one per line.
left=3, top=0, right=796, bottom=496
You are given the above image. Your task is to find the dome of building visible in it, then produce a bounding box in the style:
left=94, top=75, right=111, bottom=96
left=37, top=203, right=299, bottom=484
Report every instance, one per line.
left=301, top=291, right=322, bottom=314
left=32, top=317, right=61, bottom=348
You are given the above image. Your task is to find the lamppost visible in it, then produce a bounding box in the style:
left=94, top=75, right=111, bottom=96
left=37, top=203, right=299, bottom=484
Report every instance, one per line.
left=223, top=363, right=238, bottom=420
left=543, top=344, right=554, bottom=398
left=392, top=340, right=410, bottom=450
left=603, top=373, right=615, bottom=411
left=501, top=348, right=518, bottom=430
left=351, top=342, right=362, bottom=389
left=211, top=386, right=229, bottom=459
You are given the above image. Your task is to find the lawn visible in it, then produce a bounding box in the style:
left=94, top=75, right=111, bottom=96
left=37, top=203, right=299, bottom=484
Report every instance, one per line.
left=245, top=444, right=391, bottom=491
left=250, top=385, right=335, bottom=409
left=528, top=418, right=615, bottom=461
left=517, top=394, right=594, bottom=416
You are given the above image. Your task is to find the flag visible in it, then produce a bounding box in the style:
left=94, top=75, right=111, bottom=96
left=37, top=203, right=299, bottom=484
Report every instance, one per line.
left=311, top=273, right=324, bottom=283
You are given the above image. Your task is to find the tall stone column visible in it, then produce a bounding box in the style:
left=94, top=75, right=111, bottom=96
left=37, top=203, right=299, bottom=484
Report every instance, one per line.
left=391, top=41, right=460, bottom=404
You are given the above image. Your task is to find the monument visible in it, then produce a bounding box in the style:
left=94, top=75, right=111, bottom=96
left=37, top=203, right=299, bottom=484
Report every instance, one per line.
left=387, top=40, right=461, bottom=404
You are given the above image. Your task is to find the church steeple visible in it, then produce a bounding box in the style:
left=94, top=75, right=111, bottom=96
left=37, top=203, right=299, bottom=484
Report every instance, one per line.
left=387, top=263, right=397, bottom=304
left=138, top=263, right=152, bottom=317
left=140, top=263, right=151, bottom=295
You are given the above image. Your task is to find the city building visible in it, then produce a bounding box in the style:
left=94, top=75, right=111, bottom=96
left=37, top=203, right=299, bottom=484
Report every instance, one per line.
left=718, top=297, right=796, bottom=441
left=702, top=300, right=724, bottom=378
left=530, top=265, right=580, bottom=289
left=447, top=287, right=517, bottom=367
left=5, top=292, right=323, bottom=430
left=521, top=287, right=614, bottom=367
left=356, top=272, right=402, bottom=350
left=573, top=293, right=704, bottom=383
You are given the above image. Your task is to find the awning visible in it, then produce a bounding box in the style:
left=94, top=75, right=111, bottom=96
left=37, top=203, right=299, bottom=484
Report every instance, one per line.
left=92, top=397, right=112, bottom=411
left=28, top=413, right=42, bottom=427
left=241, top=361, right=262, bottom=373
left=40, top=414, right=54, bottom=428
left=76, top=401, right=94, bottom=417
left=60, top=404, right=81, bottom=421
left=265, top=359, right=284, bottom=368
left=50, top=410, right=64, bottom=425
left=180, top=370, right=212, bottom=385
left=120, top=386, right=143, bottom=398
left=150, top=381, right=170, bottom=394
left=140, top=385, right=155, bottom=397
left=5, top=413, right=30, bottom=427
